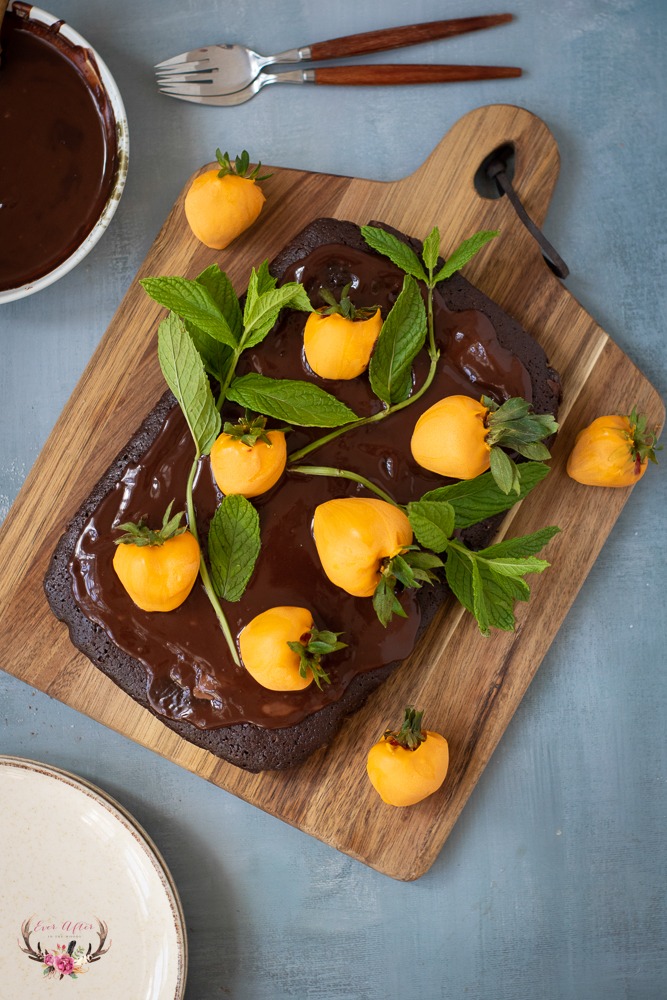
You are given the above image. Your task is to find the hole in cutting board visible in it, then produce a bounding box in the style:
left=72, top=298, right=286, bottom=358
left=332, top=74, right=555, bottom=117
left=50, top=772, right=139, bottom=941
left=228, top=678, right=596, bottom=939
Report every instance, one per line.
left=474, top=142, right=516, bottom=199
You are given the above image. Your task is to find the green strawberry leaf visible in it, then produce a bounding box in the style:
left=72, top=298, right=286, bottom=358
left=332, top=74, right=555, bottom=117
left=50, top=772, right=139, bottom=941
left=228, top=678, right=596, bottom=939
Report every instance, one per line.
left=372, top=576, right=408, bottom=628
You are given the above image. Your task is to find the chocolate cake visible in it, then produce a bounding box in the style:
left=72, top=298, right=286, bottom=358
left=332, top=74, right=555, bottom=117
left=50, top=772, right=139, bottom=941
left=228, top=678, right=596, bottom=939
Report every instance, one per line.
left=44, top=218, right=561, bottom=772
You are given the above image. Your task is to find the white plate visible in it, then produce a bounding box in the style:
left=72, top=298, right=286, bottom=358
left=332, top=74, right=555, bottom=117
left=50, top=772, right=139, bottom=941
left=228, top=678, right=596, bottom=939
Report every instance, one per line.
left=0, top=756, right=187, bottom=998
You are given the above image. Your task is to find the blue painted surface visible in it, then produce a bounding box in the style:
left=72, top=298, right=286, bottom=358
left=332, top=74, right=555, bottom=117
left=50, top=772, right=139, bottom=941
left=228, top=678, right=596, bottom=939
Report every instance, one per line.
left=1, top=1, right=665, bottom=997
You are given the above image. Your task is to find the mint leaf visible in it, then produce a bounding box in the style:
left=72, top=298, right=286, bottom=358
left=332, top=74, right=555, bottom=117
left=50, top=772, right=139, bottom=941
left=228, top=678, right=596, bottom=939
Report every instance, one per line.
left=421, top=461, right=550, bottom=528
left=432, top=230, right=499, bottom=283
left=407, top=500, right=455, bottom=552
left=195, top=264, right=243, bottom=342
left=227, top=374, right=357, bottom=427
left=208, top=494, right=260, bottom=602
left=443, top=544, right=475, bottom=616
left=157, top=313, right=221, bottom=457
left=361, top=226, right=428, bottom=282
left=475, top=526, right=560, bottom=561
left=422, top=227, right=441, bottom=273
left=254, top=259, right=278, bottom=295
left=242, top=276, right=313, bottom=350
left=444, top=528, right=558, bottom=636
left=184, top=320, right=234, bottom=386
left=368, top=275, right=427, bottom=405
left=141, top=276, right=239, bottom=348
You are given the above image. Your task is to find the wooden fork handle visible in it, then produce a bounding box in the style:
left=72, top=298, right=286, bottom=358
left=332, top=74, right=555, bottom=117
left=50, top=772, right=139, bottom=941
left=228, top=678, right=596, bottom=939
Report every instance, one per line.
left=309, top=14, right=514, bottom=61
left=312, top=64, right=522, bottom=86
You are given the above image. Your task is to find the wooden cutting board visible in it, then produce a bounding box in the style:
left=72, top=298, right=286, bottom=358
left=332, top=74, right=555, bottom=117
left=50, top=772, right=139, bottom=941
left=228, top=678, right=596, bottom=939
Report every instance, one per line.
left=0, top=105, right=663, bottom=880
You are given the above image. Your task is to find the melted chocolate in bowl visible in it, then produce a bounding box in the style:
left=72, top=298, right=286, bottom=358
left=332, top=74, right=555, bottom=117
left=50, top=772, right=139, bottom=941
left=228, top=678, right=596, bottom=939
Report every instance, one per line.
left=0, top=6, right=122, bottom=293
left=68, top=241, right=535, bottom=733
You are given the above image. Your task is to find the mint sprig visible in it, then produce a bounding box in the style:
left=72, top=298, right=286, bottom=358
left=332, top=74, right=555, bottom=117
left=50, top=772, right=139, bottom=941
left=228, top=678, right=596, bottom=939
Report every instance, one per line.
left=403, top=467, right=559, bottom=634
left=208, top=494, right=261, bottom=603
left=288, top=224, right=501, bottom=466
left=444, top=527, right=560, bottom=636
left=407, top=501, right=558, bottom=636
left=360, top=224, right=499, bottom=286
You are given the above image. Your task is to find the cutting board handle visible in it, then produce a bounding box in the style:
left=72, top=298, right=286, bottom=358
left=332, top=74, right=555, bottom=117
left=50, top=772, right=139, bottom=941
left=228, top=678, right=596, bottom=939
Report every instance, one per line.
left=482, top=143, right=569, bottom=278
left=337, top=105, right=562, bottom=277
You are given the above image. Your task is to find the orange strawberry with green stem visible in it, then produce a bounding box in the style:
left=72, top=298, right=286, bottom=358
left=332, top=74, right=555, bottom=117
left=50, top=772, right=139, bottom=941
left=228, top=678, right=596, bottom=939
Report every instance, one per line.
left=566, top=407, right=660, bottom=486
left=210, top=412, right=287, bottom=497
left=311, top=496, right=442, bottom=626
left=113, top=501, right=200, bottom=612
left=303, top=282, right=382, bottom=380
left=238, top=606, right=346, bottom=691
left=184, top=149, right=271, bottom=250
left=366, top=706, right=449, bottom=806
left=411, top=394, right=558, bottom=494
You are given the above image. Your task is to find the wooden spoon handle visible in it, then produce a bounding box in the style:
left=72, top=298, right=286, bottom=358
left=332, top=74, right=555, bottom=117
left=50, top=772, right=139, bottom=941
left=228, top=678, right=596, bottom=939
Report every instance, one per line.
left=309, top=14, right=513, bottom=61
left=312, top=64, right=522, bottom=86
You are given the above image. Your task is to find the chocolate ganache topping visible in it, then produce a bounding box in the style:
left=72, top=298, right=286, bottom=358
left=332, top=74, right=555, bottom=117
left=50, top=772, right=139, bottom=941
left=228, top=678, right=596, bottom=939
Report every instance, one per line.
left=0, top=7, right=119, bottom=291
left=68, top=235, right=533, bottom=732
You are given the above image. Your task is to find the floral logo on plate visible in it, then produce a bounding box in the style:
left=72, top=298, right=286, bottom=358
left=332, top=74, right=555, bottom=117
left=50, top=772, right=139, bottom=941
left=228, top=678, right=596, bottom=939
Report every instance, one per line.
left=18, top=917, right=111, bottom=980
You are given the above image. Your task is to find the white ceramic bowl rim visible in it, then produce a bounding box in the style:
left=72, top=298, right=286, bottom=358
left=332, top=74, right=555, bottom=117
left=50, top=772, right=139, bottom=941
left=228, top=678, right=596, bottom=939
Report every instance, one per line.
left=0, top=4, right=130, bottom=305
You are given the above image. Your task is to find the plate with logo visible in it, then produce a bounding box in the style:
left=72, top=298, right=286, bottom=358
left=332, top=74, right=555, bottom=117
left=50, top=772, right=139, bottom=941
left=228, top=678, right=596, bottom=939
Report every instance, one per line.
left=0, top=756, right=187, bottom=998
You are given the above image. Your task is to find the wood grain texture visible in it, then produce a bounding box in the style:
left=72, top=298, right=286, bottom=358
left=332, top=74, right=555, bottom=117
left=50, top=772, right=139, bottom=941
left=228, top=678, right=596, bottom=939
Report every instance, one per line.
left=313, top=65, right=522, bottom=86
left=309, top=14, right=514, bottom=61
left=0, top=105, right=662, bottom=880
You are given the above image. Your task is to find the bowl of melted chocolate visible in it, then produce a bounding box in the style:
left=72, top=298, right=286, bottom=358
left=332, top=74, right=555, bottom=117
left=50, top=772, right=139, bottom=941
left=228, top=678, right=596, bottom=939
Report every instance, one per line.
left=0, top=3, right=129, bottom=303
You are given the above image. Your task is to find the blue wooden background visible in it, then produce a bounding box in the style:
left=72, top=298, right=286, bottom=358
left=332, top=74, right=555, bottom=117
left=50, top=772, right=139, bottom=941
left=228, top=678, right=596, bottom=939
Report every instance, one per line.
left=1, top=1, right=665, bottom=997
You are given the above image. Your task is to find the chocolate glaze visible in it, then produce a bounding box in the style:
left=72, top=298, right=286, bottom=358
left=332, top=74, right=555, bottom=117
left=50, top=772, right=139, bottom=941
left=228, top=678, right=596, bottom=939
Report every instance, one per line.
left=0, top=7, right=118, bottom=291
left=66, top=232, right=534, bottom=732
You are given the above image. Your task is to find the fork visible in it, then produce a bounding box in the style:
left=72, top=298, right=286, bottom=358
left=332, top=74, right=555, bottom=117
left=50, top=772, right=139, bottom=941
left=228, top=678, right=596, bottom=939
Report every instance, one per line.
left=158, top=63, right=522, bottom=106
left=156, top=13, right=515, bottom=98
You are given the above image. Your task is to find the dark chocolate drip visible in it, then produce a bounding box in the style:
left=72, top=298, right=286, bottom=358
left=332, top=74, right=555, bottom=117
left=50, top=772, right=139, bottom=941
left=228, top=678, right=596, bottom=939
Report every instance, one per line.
left=0, top=10, right=118, bottom=291
left=68, top=241, right=531, bottom=731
